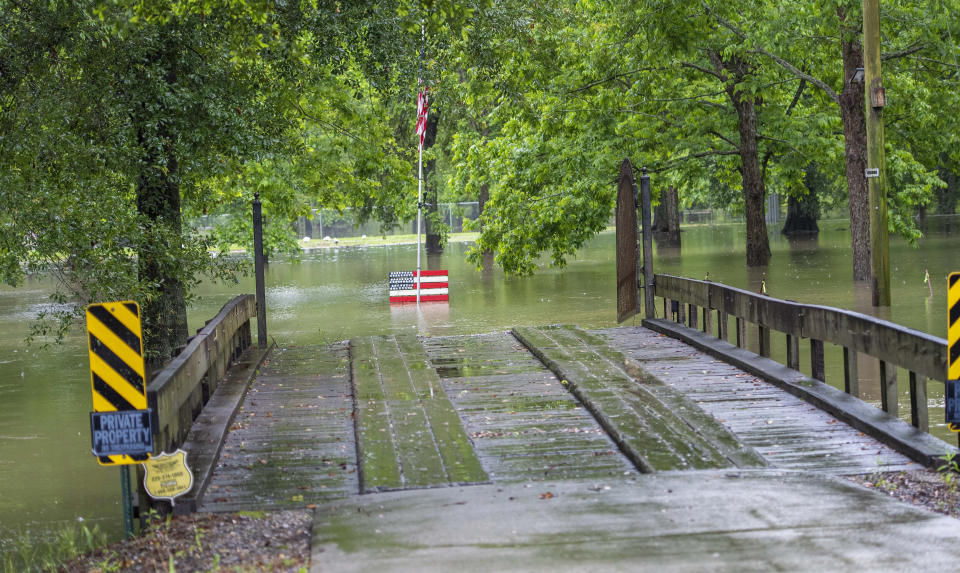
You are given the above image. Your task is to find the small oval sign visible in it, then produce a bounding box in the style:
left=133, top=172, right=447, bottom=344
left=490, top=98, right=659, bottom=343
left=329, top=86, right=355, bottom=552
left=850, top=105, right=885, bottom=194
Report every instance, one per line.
left=142, top=449, right=193, bottom=505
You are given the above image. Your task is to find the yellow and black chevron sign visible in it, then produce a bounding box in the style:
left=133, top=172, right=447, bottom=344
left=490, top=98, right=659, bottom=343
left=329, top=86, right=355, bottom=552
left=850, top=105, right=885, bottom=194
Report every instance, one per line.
left=950, top=274, right=960, bottom=380
left=948, top=274, right=960, bottom=432
left=86, top=301, right=151, bottom=465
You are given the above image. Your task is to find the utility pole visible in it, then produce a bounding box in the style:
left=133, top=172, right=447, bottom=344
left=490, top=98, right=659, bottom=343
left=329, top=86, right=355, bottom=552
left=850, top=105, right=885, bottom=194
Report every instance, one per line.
left=863, top=0, right=891, bottom=306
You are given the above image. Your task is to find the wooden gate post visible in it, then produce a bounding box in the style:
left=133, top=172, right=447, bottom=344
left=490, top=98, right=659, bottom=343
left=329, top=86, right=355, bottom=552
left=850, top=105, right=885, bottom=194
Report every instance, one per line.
left=252, top=193, right=267, bottom=348
left=616, top=160, right=640, bottom=322
left=640, top=168, right=655, bottom=318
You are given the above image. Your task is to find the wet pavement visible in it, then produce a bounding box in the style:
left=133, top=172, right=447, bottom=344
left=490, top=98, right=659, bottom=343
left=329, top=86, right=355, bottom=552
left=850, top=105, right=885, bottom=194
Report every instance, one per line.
left=310, top=470, right=960, bottom=572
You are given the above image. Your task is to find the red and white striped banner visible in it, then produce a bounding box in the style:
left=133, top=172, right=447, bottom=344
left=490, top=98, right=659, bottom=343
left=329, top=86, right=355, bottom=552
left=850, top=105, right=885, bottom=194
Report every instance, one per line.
left=389, top=270, right=448, bottom=304
left=416, top=91, right=429, bottom=148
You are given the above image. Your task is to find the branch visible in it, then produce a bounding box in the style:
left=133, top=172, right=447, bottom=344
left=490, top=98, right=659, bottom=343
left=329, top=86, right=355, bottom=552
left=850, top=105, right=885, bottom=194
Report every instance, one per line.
left=707, top=129, right=739, bottom=150
left=762, top=78, right=806, bottom=178
left=294, top=100, right=365, bottom=144
left=701, top=0, right=746, bottom=40
left=883, top=43, right=926, bottom=61
left=751, top=49, right=839, bottom=104
left=699, top=0, right=840, bottom=104
left=650, top=149, right=741, bottom=174
left=565, top=68, right=653, bottom=94
left=785, top=78, right=807, bottom=116
left=681, top=61, right=726, bottom=82
left=906, top=55, right=960, bottom=70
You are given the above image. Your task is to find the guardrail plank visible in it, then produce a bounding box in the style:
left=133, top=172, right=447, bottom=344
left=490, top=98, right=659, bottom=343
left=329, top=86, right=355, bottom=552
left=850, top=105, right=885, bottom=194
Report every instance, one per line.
left=654, top=274, right=946, bottom=383
left=147, top=295, right=257, bottom=453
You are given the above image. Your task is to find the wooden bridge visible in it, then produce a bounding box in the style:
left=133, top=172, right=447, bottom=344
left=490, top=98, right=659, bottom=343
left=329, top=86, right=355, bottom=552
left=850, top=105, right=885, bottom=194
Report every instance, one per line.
left=133, top=260, right=960, bottom=568
left=120, top=161, right=960, bottom=568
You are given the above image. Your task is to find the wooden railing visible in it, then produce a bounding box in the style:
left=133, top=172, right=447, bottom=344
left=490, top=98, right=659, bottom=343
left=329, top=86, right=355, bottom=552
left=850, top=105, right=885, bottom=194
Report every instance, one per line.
left=652, top=274, right=946, bottom=432
left=147, top=294, right=257, bottom=452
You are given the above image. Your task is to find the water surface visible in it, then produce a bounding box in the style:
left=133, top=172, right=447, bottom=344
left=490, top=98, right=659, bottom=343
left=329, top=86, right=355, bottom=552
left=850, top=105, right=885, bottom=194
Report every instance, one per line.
left=2, top=217, right=958, bottom=550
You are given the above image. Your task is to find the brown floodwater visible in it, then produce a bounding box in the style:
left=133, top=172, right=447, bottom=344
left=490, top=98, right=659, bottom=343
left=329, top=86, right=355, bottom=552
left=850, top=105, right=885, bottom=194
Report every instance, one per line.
left=2, top=215, right=958, bottom=549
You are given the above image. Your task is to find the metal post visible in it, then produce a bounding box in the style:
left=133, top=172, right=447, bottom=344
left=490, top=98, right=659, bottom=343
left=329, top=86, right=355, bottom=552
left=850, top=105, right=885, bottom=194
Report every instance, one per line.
left=415, top=22, right=426, bottom=306
left=252, top=193, right=267, bottom=348
left=120, top=466, right=134, bottom=539
left=640, top=168, right=655, bottom=318
left=416, top=141, right=423, bottom=306
left=863, top=0, right=890, bottom=306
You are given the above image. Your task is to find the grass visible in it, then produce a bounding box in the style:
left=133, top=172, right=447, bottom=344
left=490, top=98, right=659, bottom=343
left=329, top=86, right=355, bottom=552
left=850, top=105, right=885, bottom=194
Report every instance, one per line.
left=298, top=231, right=479, bottom=249
left=220, top=231, right=482, bottom=254
left=2, top=523, right=108, bottom=573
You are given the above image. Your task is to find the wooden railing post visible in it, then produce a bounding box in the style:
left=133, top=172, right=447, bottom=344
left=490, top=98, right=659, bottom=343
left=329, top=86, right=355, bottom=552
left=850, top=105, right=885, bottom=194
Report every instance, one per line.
left=735, top=317, right=746, bottom=348
left=688, top=304, right=698, bottom=329
left=758, top=325, right=771, bottom=358
left=810, top=339, right=825, bottom=381
left=880, top=360, right=898, bottom=417
left=718, top=311, right=728, bottom=341
left=910, top=372, right=928, bottom=432
left=844, top=347, right=860, bottom=397
left=786, top=334, right=800, bottom=370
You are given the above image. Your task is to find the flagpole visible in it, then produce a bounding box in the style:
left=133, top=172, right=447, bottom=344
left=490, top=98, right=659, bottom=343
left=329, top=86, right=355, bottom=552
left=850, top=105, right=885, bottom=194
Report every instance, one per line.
left=416, top=22, right=425, bottom=306
left=416, top=136, right=423, bottom=306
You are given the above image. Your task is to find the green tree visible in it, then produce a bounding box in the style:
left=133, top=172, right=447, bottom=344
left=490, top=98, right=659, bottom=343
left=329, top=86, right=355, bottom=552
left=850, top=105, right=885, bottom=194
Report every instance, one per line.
left=0, top=1, right=429, bottom=360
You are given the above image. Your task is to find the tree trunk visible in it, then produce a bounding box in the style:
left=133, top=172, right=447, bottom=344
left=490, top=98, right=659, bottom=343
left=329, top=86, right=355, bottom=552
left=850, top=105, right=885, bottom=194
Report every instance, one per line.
left=477, top=182, right=493, bottom=262
left=652, top=186, right=681, bottom=246
left=782, top=165, right=822, bottom=236
left=136, top=125, right=188, bottom=365
left=782, top=194, right=820, bottom=236
left=721, top=62, right=770, bottom=265
left=710, top=50, right=770, bottom=266
left=736, top=96, right=771, bottom=267
left=135, top=36, right=188, bottom=365
left=423, top=108, right=442, bottom=255
left=938, top=162, right=958, bottom=215
left=839, top=17, right=871, bottom=281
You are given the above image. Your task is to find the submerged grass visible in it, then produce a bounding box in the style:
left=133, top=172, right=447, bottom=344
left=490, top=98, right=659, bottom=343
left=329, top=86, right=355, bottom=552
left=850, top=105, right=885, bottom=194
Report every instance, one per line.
left=2, top=522, right=108, bottom=573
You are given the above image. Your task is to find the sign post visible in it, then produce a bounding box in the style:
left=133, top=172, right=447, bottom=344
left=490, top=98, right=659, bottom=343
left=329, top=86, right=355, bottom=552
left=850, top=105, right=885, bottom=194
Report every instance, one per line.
left=85, top=301, right=153, bottom=537
left=947, top=273, right=960, bottom=438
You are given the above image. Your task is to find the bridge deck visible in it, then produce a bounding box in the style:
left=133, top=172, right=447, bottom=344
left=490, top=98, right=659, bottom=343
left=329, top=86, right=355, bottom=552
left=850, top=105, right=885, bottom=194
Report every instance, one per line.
left=199, top=344, right=357, bottom=512
left=198, top=325, right=921, bottom=514
left=592, top=326, right=922, bottom=475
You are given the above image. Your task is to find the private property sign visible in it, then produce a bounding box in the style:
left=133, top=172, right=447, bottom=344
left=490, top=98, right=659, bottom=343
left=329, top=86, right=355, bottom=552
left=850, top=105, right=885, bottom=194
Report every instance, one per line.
left=389, top=270, right=449, bottom=303
left=90, top=410, right=153, bottom=457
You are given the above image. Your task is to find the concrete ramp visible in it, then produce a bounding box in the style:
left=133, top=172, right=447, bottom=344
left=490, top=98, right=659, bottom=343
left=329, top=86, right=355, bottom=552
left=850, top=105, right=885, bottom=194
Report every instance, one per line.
left=311, top=470, right=960, bottom=572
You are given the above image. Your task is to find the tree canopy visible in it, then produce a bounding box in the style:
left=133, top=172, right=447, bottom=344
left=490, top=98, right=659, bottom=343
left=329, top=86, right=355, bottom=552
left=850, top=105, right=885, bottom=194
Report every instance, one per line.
left=4, top=0, right=960, bottom=354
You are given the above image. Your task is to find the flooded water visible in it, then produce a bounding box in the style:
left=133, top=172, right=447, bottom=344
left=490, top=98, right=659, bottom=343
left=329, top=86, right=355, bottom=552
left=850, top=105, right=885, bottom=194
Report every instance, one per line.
left=2, top=216, right=959, bottom=550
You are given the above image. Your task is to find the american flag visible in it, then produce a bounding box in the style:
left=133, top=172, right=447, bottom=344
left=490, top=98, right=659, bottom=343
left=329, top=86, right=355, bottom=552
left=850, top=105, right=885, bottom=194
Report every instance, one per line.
left=416, top=91, right=429, bottom=148
left=389, top=270, right=449, bottom=304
